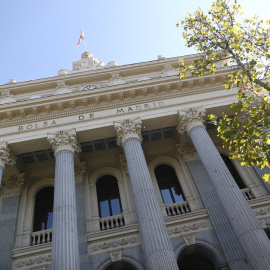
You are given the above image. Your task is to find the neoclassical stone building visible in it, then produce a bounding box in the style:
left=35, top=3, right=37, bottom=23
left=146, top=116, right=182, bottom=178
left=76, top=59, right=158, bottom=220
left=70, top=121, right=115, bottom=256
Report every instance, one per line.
left=1, top=52, right=270, bottom=270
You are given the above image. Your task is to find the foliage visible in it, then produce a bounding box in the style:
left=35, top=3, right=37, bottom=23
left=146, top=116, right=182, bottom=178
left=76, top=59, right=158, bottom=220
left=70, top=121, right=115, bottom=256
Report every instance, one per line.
left=177, top=0, right=270, bottom=182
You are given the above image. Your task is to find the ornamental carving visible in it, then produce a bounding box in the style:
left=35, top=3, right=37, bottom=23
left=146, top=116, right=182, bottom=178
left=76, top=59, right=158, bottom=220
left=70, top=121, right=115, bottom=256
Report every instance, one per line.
left=92, top=237, right=137, bottom=251
left=1, top=173, right=26, bottom=196
left=75, top=161, right=86, bottom=182
left=0, top=141, right=16, bottom=169
left=254, top=207, right=270, bottom=216
left=47, top=128, right=81, bottom=156
left=110, top=250, right=122, bottom=262
left=114, top=118, right=142, bottom=146
left=183, top=234, right=195, bottom=246
left=0, top=90, right=16, bottom=104
left=177, top=106, right=206, bottom=135
left=119, top=154, right=128, bottom=175
left=176, top=143, right=199, bottom=161
left=15, top=255, right=51, bottom=268
left=168, top=221, right=208, bottom=236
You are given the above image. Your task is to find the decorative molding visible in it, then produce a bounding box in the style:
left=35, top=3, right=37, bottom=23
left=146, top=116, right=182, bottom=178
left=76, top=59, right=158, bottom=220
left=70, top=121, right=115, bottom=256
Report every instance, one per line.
left=161, top=64, right=178, bottom=77
left=0, top=89, right=16, bottom=104
left=114, top=118, right=142, bottom=146
left=15, top=254, right=51, bottom=268
left=177, top=106, right=206, bottom=135
left=176, top=143, right=199, bottom=161
left=109, top=72, right=126, bottom=86
left=75, top=161, right=86, bottom=182
left=110, top=250, right=122, bottom=262
left=254, top=207, right=270, bottom=217
left=183, top=234, right=195, bottom=246
left=47, top=128, right=81, bottom=156
left=92, top=237, right=137, bottom=251
left=54, top=82, right=71, bottom=95
left=168, top=221, right=209, bottom=236
left=1, top=173, right=26, bottom=196
left=0, top=141, right=16, bottom=169
left=119, top=154, right=128, bottom=175
left=0, top=85, right=222, bottom=127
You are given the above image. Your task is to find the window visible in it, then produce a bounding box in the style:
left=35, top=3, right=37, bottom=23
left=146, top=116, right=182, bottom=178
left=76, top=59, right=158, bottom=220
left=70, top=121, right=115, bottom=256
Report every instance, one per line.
left=221, top=154, right=246, bottom=189
left=33, top=187, right=54, bottom=232
left=155, top=165, right=185, bottom=204
left=96, top=175, right=122, bottom=218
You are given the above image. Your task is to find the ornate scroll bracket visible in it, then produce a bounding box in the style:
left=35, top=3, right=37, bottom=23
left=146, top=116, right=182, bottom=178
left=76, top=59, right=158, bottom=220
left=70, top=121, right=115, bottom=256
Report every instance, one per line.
left=47, top=128, right=81, bottom=156
left=110, top=249, right=122, bottom=262
left=176, top=143, right=199, bottom=162
left=75, top=161, right=86, bottom=182
left=0, top=141, right=16, bottom=170
left=183, top=234, right=196, bottom=246
left=114, top=118, right=142, bottom=146
left=177, top=106, right=206, bottom=135
left=1, top=173, right=26, bottom=196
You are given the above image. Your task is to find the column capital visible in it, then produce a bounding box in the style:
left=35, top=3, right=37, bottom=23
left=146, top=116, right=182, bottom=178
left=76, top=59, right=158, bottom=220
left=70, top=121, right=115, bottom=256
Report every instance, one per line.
left=0, top=141, right=16, bottom=170
left=176, top=143, right=199, bottom=162
left=114, top=117, right=142, bottom=146
left=47, top=128, right=81, bottom=156
left=1, top=173, right=25, bottom=196
left=75, top=161, right=86, bottom=183
left=177, top=106, right=206, bottom=135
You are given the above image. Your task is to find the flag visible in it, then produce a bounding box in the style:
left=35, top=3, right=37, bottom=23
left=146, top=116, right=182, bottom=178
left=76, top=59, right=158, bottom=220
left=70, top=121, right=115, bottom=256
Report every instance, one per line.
left=76, top=28, right=85, bottom=47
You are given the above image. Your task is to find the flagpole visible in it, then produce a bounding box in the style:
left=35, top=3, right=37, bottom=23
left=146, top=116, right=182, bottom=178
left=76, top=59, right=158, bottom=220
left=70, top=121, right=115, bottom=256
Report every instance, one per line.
left=82, top=27, right=87, bottom=52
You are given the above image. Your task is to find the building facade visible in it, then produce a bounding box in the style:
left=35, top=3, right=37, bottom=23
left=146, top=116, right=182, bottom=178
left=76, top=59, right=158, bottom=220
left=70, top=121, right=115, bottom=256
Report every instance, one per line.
left=1, top=52, right=270, bottom=270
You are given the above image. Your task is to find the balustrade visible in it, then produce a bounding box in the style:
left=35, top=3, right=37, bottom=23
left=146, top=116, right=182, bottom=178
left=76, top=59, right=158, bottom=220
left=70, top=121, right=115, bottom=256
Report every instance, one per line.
left=241, top=188, right=254, bottom=200
left=31, top=229, right=52, bottom=246
left=100, top=214, right=125, bottom=231
left=165, top=201, right=190, bottom=216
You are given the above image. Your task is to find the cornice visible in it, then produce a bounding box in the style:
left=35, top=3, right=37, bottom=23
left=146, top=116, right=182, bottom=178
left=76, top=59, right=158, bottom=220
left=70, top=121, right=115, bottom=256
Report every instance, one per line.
left=0, top=83, right=228, bottom=128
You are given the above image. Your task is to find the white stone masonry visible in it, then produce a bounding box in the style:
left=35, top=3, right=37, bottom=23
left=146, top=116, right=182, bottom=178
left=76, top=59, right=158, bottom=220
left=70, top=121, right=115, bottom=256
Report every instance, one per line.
left=114, top=118, right=179, bottom=270
left=177, top=107, right=270, bottom=270
left=47, top=129, right=80, bottom=270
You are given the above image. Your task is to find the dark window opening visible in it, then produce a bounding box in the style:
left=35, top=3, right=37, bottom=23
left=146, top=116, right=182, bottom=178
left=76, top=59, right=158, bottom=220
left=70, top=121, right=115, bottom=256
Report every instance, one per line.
left=178, top=254, right=215, bottom=270
left=97, top=175, right=122, bottom=218
left=221, top=154, right=246, bottom=189
left=155, top=165, right=185, bottom=204
left=33, top=187, right=54, bottom=232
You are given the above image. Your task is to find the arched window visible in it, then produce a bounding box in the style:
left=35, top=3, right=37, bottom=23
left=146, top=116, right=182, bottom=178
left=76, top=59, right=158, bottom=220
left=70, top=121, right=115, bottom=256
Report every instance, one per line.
left=96, top=175, right=122, bottom=218
left=221, top=154, right=246, bottom=189
left=33, top=187, right=54, bottom=232
left=154, top=165, right=185, bottom=204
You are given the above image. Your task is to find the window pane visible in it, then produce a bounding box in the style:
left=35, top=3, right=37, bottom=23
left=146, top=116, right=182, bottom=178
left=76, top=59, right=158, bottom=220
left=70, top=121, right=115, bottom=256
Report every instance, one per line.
left=161, top=189, right=174, bottom=204
left=33, top=187, right=54, bottom=232
left=171, top=187, right=184, bottom=203
left=100, top=200, right=110, bottom=218
left=111, top=198, right=121, bottom=216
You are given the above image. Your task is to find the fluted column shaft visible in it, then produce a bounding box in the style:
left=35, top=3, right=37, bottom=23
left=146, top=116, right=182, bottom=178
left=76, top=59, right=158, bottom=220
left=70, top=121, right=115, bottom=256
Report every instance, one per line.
left=0, top=166, right=3, bottom=185
left=178, top=107, right=270, bottom=270
left=114, top=118, right=178, bottom=270
left=187, top=159, right=251, bottom=269
left=48, top=129, right=80, bottom=270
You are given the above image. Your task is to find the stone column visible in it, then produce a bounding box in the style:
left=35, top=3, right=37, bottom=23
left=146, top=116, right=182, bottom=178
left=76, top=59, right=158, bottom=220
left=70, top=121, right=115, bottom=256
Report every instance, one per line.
left=0, top=141, right=16, bottom=185
left=48, top=129, right=80, bottom=270
left=177, top=144, right=250, bottom=270
left=75, top=161, right=90, bottom=270
left=114, top=118, right=178, bottom=270
left=177, top=106, right=270, bottom=270
left=0, top=173, right=25, bottom=270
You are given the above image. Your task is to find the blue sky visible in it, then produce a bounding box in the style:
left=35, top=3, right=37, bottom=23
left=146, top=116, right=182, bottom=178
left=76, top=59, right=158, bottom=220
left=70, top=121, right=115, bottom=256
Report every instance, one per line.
left=1, top=0, right=269, bottom=85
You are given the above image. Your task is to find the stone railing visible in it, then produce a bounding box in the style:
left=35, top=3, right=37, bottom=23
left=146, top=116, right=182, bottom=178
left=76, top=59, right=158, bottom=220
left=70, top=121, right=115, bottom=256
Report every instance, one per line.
left=165, top=201, right=191, bottom=216
left=31, top=229, right=52, bottom=246
left=100, top=214, right=125, bottom=231
left=241, top=188, right=254, bottom=200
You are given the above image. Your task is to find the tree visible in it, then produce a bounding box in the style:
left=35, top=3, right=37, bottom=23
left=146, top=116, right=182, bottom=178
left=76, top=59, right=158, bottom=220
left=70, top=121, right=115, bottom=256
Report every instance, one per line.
left=177, top=0, right=270, bottom=182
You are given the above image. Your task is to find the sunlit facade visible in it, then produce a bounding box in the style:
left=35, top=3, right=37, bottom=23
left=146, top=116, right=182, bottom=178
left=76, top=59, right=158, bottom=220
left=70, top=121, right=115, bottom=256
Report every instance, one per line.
left=0, top=52, right=270, bottom=270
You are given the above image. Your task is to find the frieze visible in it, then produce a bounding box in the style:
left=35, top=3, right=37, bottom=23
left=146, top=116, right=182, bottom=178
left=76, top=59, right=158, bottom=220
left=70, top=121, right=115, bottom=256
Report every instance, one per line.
left=168, top=221, right=209, bottom=236
left=92, top=237, right=137, bottom=251
left=254, top=207, right=270, bottom=217
left=15, top=255, right=51, bottom=269
left=0, top=83, right=222, bottom=130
